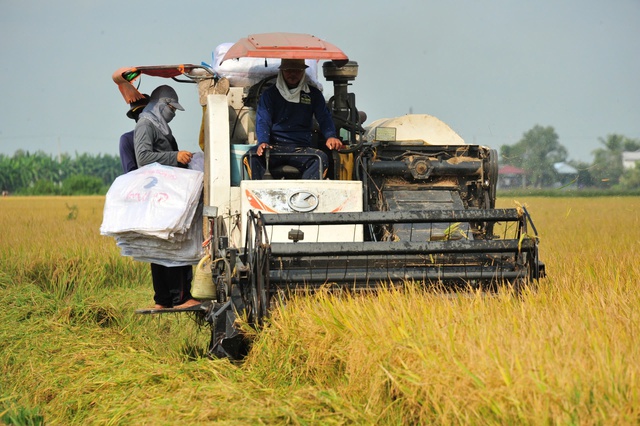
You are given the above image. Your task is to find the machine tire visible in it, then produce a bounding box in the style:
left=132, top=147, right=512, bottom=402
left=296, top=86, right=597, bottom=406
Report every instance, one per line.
left=256, top=245, right=270, bottom=323
left=243, top=216, right=258, bottom=324
left=487, top=149, right=499, bottom=209
left=243, top=211, right=271, bottom=326
left=246, top=243, right=270, bottom=326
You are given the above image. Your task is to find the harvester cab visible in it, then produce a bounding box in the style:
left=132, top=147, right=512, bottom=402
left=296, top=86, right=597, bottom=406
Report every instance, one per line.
left=118, top=33, right=544, bottom=359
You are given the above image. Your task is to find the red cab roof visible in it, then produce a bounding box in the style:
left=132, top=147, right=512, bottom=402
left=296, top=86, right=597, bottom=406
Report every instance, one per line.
left=221, top=32, right=348, bottom=62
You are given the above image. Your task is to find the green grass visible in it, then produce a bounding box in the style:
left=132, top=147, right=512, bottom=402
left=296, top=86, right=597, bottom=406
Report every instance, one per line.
left=1, top=196, right=639, bottom=424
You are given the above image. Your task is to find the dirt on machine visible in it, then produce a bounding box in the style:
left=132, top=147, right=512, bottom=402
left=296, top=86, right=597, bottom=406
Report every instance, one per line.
left=117, top=33, right=545, bottom=359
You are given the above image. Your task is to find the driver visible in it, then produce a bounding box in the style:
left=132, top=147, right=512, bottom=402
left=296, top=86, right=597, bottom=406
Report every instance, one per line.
left=248, top=58, right=343, bottom=180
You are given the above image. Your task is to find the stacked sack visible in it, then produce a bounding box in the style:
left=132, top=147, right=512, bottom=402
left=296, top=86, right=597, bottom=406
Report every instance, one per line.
left=100, top=162, right=204, bottom=267
left=211, top=42, right=323, bottom=90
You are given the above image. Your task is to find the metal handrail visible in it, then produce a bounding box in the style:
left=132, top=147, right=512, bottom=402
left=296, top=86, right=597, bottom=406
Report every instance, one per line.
left=241, top=148, right=324, bottom=180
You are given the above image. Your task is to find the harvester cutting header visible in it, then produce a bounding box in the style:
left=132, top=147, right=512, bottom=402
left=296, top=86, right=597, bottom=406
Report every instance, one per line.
left=112, top=33, right=545, bottom=359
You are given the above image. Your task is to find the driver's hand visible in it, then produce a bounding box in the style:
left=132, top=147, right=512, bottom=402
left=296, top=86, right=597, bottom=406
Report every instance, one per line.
left=326, top=137, right=343, bottom=151
left=257, top=143, right=271, bottom=156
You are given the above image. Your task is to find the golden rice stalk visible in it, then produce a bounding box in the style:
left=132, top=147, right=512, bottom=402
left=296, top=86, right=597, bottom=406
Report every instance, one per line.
left=443, top=222, right=468, bottom=240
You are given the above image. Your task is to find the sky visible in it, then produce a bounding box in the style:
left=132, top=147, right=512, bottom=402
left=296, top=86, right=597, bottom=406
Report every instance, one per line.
left=1, top=0, right=638, bottom=163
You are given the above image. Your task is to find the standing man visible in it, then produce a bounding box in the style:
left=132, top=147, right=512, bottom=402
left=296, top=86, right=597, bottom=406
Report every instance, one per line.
left=134, top=85, right=199, bottom=310
left=119, top=94, right=149, bottom=173
left=249, top=58, right=342, bottom=180
left=134, top=85, right=193, bottom=168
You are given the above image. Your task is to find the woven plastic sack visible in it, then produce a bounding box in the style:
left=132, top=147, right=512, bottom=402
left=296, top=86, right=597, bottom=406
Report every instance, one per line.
left=100, top=163, right=203, bottom=240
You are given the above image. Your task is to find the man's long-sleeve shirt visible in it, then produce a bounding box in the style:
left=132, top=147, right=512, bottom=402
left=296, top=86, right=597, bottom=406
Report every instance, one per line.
left=119, top=130, right=138, bottom=173
left=255, top=85, right=336, bottom=146
left=133, top=118, right=180, bottom=167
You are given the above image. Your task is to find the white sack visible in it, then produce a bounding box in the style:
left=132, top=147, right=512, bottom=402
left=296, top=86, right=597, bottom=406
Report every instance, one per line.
left=100, top=163, right=203, bottom=240
left=211, top=42, right=323, bottom=90
left=116, top=201, right=204, bottom=267
left=100, top=163, right=205, bottom=266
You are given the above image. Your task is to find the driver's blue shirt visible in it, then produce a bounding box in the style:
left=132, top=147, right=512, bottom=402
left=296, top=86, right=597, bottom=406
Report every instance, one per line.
left=255, top=85, right=336, bottom=146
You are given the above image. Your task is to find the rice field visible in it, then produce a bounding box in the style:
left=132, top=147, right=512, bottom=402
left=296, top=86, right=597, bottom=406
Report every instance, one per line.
left=1, top=195, right=639, bottom=425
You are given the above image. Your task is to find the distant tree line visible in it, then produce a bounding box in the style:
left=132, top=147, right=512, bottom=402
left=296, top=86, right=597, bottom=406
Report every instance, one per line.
left=3, top=127, right=640, bottom=196
left=0, top=150, right=121, bottom=195
left=500, top=125, right=640, bottom=190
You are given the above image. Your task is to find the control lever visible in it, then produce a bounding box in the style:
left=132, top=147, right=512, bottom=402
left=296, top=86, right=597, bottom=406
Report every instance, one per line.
left=263, top=147, right=273, bottom=180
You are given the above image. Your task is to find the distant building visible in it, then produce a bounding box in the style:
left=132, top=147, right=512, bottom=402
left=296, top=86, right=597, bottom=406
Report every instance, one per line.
left=553, top=162, right=578, bottom=188
left=553, top=162, right=578, bottom=175
left=622, top=151, right=640, bottom=169
left=498, top=165, right=526, bottom=189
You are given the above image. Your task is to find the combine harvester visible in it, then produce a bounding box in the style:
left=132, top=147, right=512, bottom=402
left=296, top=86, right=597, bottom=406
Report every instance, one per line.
left=116, top=33, right=544, bottom=359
